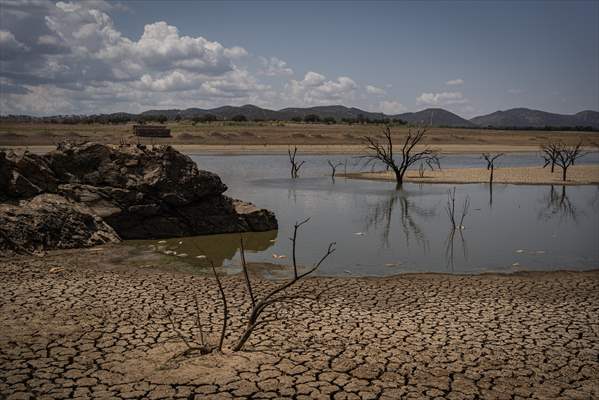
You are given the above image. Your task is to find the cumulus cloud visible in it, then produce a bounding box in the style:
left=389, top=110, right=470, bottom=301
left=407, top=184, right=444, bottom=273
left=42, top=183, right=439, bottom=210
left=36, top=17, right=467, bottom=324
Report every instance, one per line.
left=286, top=72, right=358, bottom=106
left=0, top=1, right=374, bottom=115
left=366, top=85, right=386, bottom=95
left=416, top=91, right=468, bottom=106
left=0, top=30, right=30, bottom=56
left=258, top=56, right=293, bottom=76
left=379, top=100, right=407, bottom=115
left=445, top=78, right=464, bottom=86
left=0, top=1, right=269, bottom=114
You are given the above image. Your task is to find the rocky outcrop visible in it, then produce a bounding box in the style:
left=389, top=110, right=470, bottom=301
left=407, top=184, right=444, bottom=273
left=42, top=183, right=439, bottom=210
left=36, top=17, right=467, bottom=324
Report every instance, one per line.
left=0, top=194, right=119, bottom=256
left=0, top=143, right=277, bottom=254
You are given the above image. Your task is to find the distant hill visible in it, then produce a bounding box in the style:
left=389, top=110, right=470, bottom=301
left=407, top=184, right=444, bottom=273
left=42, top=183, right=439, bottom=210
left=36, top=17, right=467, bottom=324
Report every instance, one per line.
left=277, top=105, right=386, bottom=121
left=574, top=110, right=599, bottom=128
left=2, top=104, right=597, bottom=129
left=395, top=108, right=476, bottom=128
left=470, top=108, right=599, bottom=129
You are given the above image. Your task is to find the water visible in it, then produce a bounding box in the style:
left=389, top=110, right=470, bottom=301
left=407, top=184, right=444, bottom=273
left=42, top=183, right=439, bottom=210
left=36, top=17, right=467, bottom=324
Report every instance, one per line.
left=135, top=153, right=599, bottom=276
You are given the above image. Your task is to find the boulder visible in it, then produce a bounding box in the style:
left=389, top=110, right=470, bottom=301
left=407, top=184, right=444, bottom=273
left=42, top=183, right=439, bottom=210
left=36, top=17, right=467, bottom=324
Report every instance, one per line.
left=0, top=194, right=120, bottom=256
left=0, top=150, right=58, bottom=199
left=0, top=143, right=277, bottom=254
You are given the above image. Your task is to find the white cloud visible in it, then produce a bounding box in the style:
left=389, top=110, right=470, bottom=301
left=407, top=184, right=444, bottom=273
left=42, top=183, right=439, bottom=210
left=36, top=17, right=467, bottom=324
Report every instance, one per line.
left=445, top=78, right=464, bottom=86
left=0, top=1, right=376, bottom=115
left=416, top=91, right=468, bottom=106
left=366, top=85, right=386, bottom=95
left=508, top=88, right=523, bottom=94
left=0, top=30, right=30, bottom=54
left=286, top=72, right=358, bottom=106
left=258, top=56, right=293, bottom=76
left=379, top=100, right=407, bottom=114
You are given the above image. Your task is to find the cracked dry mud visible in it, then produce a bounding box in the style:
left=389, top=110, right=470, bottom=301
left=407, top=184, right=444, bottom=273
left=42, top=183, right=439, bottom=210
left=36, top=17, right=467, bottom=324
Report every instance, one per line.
left=1, top=247, right=598, bottom=399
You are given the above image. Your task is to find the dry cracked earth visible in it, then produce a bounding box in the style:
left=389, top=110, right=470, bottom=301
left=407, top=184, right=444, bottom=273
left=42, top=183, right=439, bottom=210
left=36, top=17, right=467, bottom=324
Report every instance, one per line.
left=0, top=246, right=598, bottom=400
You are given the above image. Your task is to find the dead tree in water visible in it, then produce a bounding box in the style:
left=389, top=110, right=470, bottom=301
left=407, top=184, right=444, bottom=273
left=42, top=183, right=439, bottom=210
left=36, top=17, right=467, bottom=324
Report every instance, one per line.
left=555, top=141, right=585, bottom=181
left=327, top=160, right=343, bottom=178
left=362, top=125, right=440, bottom=188
left=288, top=146, right=305, bottom=178
left=446, top=187, right=470, bottom=231
left=482, top=153, right=504, bottom=183
left=541, top=142, right=560, bottom=172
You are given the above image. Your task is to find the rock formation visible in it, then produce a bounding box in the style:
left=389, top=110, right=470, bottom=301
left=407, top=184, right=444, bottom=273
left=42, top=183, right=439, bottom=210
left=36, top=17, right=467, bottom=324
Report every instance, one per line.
left=0, top=143, right=277, bottom=255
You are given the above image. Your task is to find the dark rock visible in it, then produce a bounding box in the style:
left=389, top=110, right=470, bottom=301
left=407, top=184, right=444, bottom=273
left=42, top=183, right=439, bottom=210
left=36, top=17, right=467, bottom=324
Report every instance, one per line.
left=0, top=150, right=58, bottom=199
left=0, top=143, right=277, bottom=253
left=45, top=142, right=227, bottom=201
left=0, top=194, right=120, bottom=255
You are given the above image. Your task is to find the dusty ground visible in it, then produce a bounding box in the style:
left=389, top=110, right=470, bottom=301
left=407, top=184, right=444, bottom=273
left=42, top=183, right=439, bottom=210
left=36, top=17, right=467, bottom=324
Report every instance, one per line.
left=1, top=245, right=598, bottom=399
left=2, top=121, right=598, bottom=150
left=345, top=165, right=599, bottom=186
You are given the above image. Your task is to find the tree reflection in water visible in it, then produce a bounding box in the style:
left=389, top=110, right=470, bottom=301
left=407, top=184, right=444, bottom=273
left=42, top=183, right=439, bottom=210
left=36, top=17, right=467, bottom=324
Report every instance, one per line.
left=444, top=228, right=468, bottom=272
left=538, top=185, right=580, bottom=222
left=364, top=189, right=435, bottom=251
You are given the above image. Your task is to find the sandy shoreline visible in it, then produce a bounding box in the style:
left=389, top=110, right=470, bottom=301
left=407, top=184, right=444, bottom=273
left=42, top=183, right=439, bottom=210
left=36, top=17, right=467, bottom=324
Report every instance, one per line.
left=1, top=245, right=598, bottom=399
left=2, top=143, right=588, bottom=155
left=344, top=164, right=599, bottom=185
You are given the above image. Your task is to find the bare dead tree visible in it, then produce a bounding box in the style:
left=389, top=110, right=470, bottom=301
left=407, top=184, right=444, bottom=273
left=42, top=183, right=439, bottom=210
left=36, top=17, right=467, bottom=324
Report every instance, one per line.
left=482, top=153, right=504, bottom=183
left=327, top=160, right=343, bottom=178
left=233, top=221, right=335, bottom=351
left=555, top=141, right=585, bottom=181
left=541, top=142, right=560, bottom=172
left=162, top=261, right=227, bottom=356
left=165, top=221, right=335, bottom=355
left=446, top=187, right=470, bottom=230
left=362, top=125, right=440, bottom=187
left=288, top=146, right=306, bottom=178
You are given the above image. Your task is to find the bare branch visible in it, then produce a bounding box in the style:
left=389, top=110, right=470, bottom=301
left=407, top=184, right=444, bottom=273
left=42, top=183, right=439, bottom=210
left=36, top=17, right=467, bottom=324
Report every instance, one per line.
left=232, top=219, right=336, bottom=351
left=290, top=217, right=311, bottom=279
left=239, top=235, right=255, bottom=308
left=194, top=294, right=205, bottom=347
left=210, top=261, right=228, bottom=352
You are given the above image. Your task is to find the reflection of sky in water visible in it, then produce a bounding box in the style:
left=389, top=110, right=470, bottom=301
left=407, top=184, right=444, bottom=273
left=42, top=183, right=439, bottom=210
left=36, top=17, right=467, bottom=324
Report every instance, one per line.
left=138, top=153, right=599, bottom=276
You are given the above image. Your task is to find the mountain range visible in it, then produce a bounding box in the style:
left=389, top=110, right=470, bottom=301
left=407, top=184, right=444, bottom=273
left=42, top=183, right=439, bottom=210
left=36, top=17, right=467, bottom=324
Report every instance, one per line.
left=139, top=105, right=599, bottom=129
left=4, top=105, right=599, bottom=129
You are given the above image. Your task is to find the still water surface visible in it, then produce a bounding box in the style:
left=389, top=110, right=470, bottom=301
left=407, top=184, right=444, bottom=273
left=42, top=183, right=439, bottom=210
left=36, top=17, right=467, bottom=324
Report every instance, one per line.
left=135, top=153, right=599, bottom=276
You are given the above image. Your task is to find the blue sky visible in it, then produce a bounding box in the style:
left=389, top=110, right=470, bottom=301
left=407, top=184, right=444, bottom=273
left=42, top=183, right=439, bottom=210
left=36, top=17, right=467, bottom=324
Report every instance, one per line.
left=1, top=0, right=597, bottom=117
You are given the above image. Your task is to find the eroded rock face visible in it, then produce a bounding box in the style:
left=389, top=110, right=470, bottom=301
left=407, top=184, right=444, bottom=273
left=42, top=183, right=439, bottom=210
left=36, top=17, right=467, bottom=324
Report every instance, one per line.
left=0, top=143, right=277, bottom=254
left=0, top=194, right=119, bottom=255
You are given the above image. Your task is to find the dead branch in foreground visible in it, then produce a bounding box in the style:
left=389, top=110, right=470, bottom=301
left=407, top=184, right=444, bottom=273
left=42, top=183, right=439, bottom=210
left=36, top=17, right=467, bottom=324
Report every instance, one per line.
left=233, top=220, right=336, bottom=351
left=166, top=220, right=336, bottom=354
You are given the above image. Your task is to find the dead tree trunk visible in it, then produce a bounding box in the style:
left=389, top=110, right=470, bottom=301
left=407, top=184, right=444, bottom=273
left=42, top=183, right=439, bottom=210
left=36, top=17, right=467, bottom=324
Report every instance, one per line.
left=288, top=146, right=305, bottom=178
left=554, top=141, right=585, bottom=181
left=327, top=160, right=342, bottom=178
left=482, top=153, right=504, bottom=184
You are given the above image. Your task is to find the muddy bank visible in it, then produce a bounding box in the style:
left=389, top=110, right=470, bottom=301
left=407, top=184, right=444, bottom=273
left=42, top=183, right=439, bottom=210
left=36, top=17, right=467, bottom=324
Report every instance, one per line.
left=1, top=246, right=598, bottom=399
left=344, top=164, right=599, bottom=185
